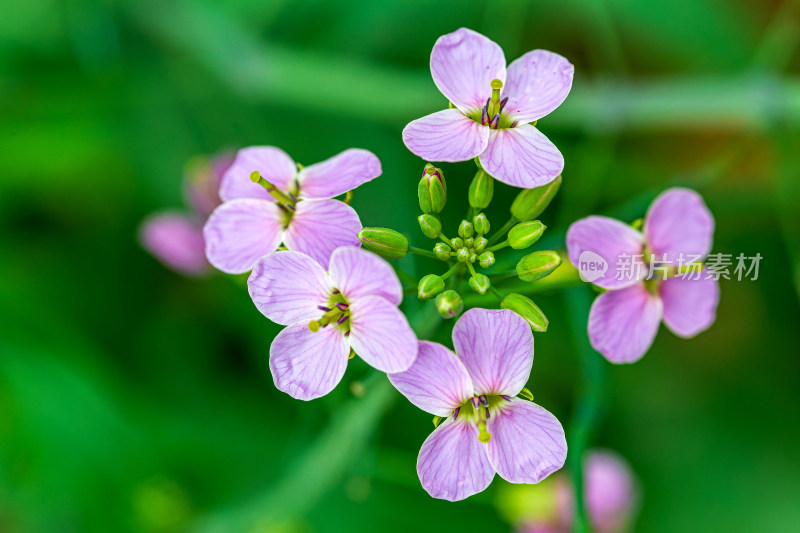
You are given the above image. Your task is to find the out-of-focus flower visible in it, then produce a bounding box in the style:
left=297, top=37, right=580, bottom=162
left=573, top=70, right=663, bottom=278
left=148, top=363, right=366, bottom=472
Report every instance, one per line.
left=204, top=147, right=381, bottom=274
left=566, top=188, right=718, bottom=363
left=389, top=308, right=566, bottom=501
left=505, top=450, right=638, bottom=533
left=403, top=28, right=573, bottom=188
left=247, top=246, right=417, bottom=400
left=139, top=153, right=233, bottom=277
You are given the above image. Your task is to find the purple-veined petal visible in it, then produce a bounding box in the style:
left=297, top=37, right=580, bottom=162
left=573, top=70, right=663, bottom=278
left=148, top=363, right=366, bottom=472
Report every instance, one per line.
left=485, top=399, right=567, bottom=484
left=644, top=188, right=714, bottom=262
left=566, top=216, right=647, bottom=290
left=659, top=275, right=719, bottom=338
left=478, top=125, right=563, bottom=188
left=452, top=308, right=533, bottom=397
left=248, top=251, right=332, bottom=326
left=297, top=149, right=382, bottom=199
left=588, top=284, right=663, bottom=364
left=219, top=146, right=297, bottom=202
left=348, top=295, right=417, bottom=373
left=269, top=321, right=350, bottom=401
left=282, top=199, right=362, bottom=267
left=328, top=246, right=402, bottom=306
left=503, top=50, right=574, bottom=123
left=203, top=199, right=284, bottom=274
left=388, top=341, right=474, bottom=417
left=402, top=109, right=490, bottom=163
left=417, top=417, right=495, bottom=502
left=140, top=213, right=209, bottom=276
left=430, top=27, right=506, bottom=113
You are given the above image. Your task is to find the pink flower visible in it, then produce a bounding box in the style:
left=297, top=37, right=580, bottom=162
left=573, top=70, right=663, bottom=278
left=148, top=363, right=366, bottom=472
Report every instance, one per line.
left=389, top=308, right=567, bottom=501
left=519, top=450, right=637, bottom=533
left=402, top=28, right=573, bottom=188
left=204, top=146, right=381, bottom=274
left=566, top=188, right=719, bottom=363
left=248, top=246, right=417, bottom=400
left=140, top=153, right=233, bottom=277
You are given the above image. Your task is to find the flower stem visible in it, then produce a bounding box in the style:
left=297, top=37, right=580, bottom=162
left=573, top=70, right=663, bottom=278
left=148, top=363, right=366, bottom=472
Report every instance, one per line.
left=565, top=287, right=607, bottom=533
left=485, top=240, right=508, bottom=253
left=408, top=246, right=437, bottom=260
left=440, top=262, right=462, bottom=281
left=487, top=217, right=516, bottom=246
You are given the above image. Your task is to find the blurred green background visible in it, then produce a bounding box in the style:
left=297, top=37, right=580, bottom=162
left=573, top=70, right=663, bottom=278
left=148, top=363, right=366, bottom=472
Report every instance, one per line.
left=2, top=0, right=799, bottom=531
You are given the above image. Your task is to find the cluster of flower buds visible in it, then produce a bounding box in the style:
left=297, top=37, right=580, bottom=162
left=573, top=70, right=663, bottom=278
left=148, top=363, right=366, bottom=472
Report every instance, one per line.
left=359, top=159, right=565, bottom=328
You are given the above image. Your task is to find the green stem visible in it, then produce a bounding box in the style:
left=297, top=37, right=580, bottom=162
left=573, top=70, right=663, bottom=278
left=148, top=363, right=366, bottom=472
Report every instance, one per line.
left=440, top=262, right=461, bottom=281
left=486, top=240, right=508, bottom=253
left=566, top=288, right=607, bottom=533
left=487, top=218, right=516, bottom=246
left=487, top=285, right=505, bottom=301
left=438, top=233, right=453, bottom=246
left=408, top=246, right=437, bottom=260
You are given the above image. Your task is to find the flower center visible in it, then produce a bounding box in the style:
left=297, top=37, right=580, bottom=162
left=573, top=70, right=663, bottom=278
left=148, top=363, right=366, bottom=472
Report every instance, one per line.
left=308, top=289, right=351, bottom=334
left=466, top=79, right=517, bottom=130
left=250, top=170, right=300, bottom=227
left=454, top=394, right=511, bottom=443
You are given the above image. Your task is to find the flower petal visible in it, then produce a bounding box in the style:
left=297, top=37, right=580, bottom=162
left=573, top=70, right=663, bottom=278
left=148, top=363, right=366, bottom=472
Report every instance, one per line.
left=140, top=213, right=209, bottom=276
left=417, top=417, right=495, bottom=502
left=478, top=125, right=563, bottom=188
left=430, top=27, right=506, bottom=113
left=203, top=199, right=284, bottom=274
left=452, top=308, right=533, bottom=397
left=248, top=251, right=332, bottom=326
left=584, top=451, right=637, bottom=533
left=388, top=341, right=474, bottom=417
left=485, top=399, right=567, bottom=484
left=566, top=216, right=647, bottom=290
left=402, top=109, right=490, bottom=163
left=644, top=188, right=714, bottom=262
left=297, top=149, right=382, bottom=199
left=503, top=50, right=574, bottom=123
left=184, top=153, right=231, bottom=218
left=219, top=146, right=297, bottom=202
left=269, top=321, right=350, bottom=401
left=329, top=246, right=402, bottom=306
left=588, top=284, right=664, bottom=364
left=282, top=199, right=362, bottom=267
left=348, top=295, right=417, bottom=373
left=659, top=275, right=719, bottom=338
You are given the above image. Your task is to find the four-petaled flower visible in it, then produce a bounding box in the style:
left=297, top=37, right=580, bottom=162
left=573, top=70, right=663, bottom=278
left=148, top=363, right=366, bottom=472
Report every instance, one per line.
left=248, top=246, right=418, bottom=400
left=403, top=28, right=573, bottom=189
left=204, top=146, right=381, bottom=274
left=389, top=308, right=567, bottom=501
left=140, top=152, right=233, bottom=276
left=566, top=188, right=719, bottom=363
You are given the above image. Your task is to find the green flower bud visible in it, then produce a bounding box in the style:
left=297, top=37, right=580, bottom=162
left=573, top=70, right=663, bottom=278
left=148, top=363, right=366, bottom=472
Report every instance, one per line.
left=435, top=290, right=463, bottom=319
left=456, top=248, right=470, bottom=263
left=469, top=252, right=477, bottom=263
left=433, top=242, right=451, bottom=261
left=501, top=293, right=549, bottom=332
left=478, top=251, right=495, bottom=268
left=418, top=274, right=445, bottom=300
left=468, top=273, right=490, bottom=295
left=450, top=237, right=464, bottom=249
left=473, top=213, right=490, bottom=235
left=474, top=236, right=488, bottom=252
left=358, top=227, right=408, bottom=259
left=458, top=220, right=474, bottom=239
left=508, top=221, right=546, bottom=250
left=516, top=250, right=562, bottom=282
left=418, top=214, right=442, bottom=239
left=510, top=175, right=562, bottom=221
left=464, top=237, right=474, bottom=249
left=418, top=164, right=447, bottom=215
left=468, top=170, right=494, bottom=209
